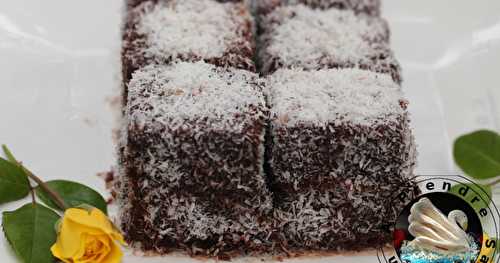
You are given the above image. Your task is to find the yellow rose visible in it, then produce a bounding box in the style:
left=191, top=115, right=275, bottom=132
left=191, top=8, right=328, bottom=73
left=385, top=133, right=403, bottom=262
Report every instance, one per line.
left=51, top=208, right=125, bottom=263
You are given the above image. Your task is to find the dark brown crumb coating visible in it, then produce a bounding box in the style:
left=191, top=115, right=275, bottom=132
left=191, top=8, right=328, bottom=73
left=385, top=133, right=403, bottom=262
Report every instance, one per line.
left=117, top=62, right=275, bottom=256
left=273, top=181, right=420, bottom=250
left=257, top=4, right=401, bottom=83
left=266, top=68, right=418, bottom=250
left=121, top=0, right=256, bottom=86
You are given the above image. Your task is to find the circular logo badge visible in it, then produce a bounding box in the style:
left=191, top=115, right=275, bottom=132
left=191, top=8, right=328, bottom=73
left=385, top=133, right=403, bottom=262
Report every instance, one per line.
left=378, top=175, right=499, bottom=263
left=394, top=192, right=482, bottom=263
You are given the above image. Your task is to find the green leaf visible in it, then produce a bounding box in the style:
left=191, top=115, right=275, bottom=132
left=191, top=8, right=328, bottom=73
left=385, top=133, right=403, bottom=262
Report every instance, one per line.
left=2, top=203, right=60, bottom=263
left=453, top=130, right=500, bottom=179
left=0, top=157, right=30, bottom=204
left=449, top=183, right=492, bottom=211
left=2, top=145, right=17, bottom=164
left=35, top=180, right=108, bottom=214
left=2, top=145, right=33, bottom=177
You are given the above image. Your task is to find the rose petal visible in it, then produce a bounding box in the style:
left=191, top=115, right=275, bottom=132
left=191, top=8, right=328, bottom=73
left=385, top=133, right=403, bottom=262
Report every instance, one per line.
left=65, top=208, right=114, bottom=234
left=57, top=216, right=103, bottom=258
left=50, top=243, right=73, bottom=263
left=51, top=208, right=124, bottom=262
left=54, top=219, right=87, bottom=258
left=74, top=234, right=111, bottom=263
left=76, top=233, right=93, bottom=260
left=66, top=208, right=125, bottom=245
left=93, top=235, right=112, bottom=262
left=99, top=239, right=124, bottom=263
left=111, top=231, right=126, bottom=246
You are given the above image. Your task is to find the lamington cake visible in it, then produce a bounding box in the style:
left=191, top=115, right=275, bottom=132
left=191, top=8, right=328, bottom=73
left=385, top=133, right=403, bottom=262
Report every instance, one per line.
left=257, top=4, right=401, bottom=83
left=267, top=68, right=418, bottom=250
left=117, top=61, right=274, bottom=256
left=117, top=0, right=420, bottom=258
left=256, top=0, right=381, bottom=16
left=122, top=0, right=255, bottom=85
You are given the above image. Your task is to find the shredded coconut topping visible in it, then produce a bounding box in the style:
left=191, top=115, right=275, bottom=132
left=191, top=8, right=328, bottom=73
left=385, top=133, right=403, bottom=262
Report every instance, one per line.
left=261, top=5, right=389, bottom=70
left=268, top=68, right=405, bottom=126
left=127, top=61, right=266, bottom=129
left=256, top=0, right=381, bottom=15
left=137, top=0, right=246, bottom=61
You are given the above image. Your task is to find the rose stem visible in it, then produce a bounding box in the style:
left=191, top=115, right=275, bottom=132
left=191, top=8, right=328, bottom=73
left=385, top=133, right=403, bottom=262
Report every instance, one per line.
left=487, top=177, right=500, bottom=187
left=24, top=168, right=68, bottom=210
left=29, top=187, right=36, bottom=204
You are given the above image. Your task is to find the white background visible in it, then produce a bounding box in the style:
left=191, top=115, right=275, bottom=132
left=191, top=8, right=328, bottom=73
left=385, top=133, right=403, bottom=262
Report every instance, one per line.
left=0, top=0, right=499, bottom=262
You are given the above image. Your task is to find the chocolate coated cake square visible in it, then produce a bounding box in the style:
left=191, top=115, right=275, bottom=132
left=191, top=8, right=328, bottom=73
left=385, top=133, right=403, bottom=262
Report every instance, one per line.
left=122, top=0, right=255, bottom=84
left=257, top=5, right=401, bottom=83
left=117, top=61, right=273, bottom=255
left=267, top=68, right=417, bottom=250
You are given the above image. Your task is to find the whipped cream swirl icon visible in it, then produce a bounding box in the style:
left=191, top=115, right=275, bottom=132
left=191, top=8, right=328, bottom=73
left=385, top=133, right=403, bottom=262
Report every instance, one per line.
left=408, top=197, right=471, bottom=253
left=399, top=197, right=479, bottom=263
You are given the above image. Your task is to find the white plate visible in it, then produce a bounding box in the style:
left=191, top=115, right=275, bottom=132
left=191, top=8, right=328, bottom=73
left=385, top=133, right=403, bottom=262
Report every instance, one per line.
left=0, top=0, right=500, bottom=262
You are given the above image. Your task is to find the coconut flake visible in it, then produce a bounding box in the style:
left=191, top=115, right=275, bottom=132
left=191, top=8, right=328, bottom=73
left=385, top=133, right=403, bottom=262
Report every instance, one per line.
left=260, top=5, right=390, bottom=71
left=268, top=68, right=405, bottom=126
left=127, top=61, right=267, bottom=131
left=137, top=0, right=248, bottom=61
